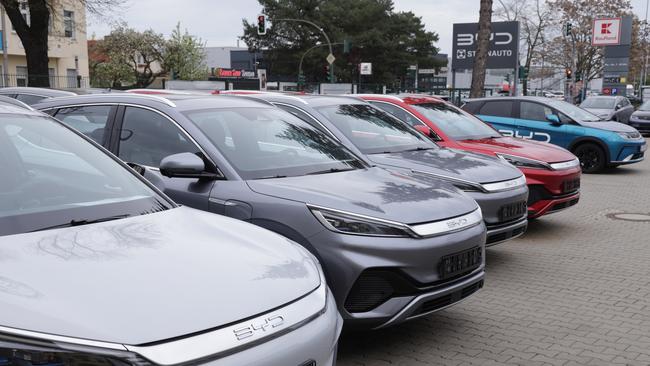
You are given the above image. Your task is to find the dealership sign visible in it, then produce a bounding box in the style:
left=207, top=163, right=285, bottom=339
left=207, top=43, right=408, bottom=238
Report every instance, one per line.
left=215, top=68, right=256, bottom=78
left=452, top=21, right=519, bottom=70
left=592, top=18, right=622, bottom=46
left=359, top=63, right=372, bottom=75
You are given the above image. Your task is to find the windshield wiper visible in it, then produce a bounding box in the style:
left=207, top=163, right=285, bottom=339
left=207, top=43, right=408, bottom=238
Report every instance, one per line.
left=402, top=146, right=434, bottom=152
left=32, top=214, right=131, bottom=232
left=258, top=174, right=288, bottom=179
left=307, top=167, right=356, bottom=175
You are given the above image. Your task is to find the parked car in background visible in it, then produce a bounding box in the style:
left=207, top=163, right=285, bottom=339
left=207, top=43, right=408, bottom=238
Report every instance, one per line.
left=629, top=100, right=650, bottom=135
left=580, top=95, right=634, bottom=123
left=361, top=94, right=581, bottom=219
left=242, top=93, right=528, bottom=246
left=0, top=103, right=341, bottom=366
left=0, top=87, right=116, bottom=105
left=463, top=97, right=647, bottom=173
left=34, top=94, right=487, bottom=329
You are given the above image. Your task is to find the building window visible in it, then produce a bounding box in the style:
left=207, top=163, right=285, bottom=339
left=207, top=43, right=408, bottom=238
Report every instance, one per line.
left=63, top=10, right=74, bottom=38
left=11, top=1, right=30, bottom=30
left=49, top=68, right=56, bottom=88
left=16, top=66, right=28, bottom=87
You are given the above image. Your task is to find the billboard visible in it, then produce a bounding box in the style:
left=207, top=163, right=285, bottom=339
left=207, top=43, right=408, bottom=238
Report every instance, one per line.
left=452, top=21, right=519, bottom=70
left=592, top=18, right=622, bottom=46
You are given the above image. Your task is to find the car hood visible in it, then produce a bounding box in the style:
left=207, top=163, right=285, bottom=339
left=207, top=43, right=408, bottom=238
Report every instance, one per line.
left=366, top=148, right=522, bottom=184
left=0, top=207, right=320, bottom=345
left=577, top=120, right=639, bottom=132
left=457, top=137, right=577, bottom=163
left=582, top=108, right=611, bottom=116
left=247, top=167, right=477, bottom=224
left=632, top=110, right=650, bottom=118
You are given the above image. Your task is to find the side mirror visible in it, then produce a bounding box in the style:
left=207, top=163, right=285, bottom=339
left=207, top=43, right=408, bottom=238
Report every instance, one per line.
left=160, top=152, right=218, bottom=179
left=615, top=104, right=622, bottom=110
left=414, top=124, right=442, bottom=141
left=546, top=114, right=561, bottom=125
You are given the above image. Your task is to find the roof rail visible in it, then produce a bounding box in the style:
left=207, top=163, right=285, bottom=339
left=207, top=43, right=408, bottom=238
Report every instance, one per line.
left=45, top=93, right=177, bottom=108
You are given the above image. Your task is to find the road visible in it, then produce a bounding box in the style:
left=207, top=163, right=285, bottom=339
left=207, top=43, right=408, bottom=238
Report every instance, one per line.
left=338, top=142, right=650, bottom=366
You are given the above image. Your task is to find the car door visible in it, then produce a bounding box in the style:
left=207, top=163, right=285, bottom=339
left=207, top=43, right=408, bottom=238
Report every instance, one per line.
left=113, top=105, right=216, bottom=210
left=617, top=97, right=634, bottom=123
left=474, top=100, right=518, bottom=137
left=515, top=101, right=576, bottom=148
left=51, top=104, right=117, bottom=147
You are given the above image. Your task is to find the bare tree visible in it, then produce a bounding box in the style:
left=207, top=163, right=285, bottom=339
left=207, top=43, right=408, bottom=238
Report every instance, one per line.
left=470, top=0, right=493, bottom=98
left=495, top=0, right=551, bottom=95
left=0, top=0, right=125, bottom=87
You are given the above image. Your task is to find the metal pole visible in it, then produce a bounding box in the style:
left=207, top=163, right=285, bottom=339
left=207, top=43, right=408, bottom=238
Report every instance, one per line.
left=1, top=6, right=9, bottom=87
left=298, top=42, right=343, bottom=79
left=512, top=66, right=518, bottom=96
left=640, top=0, right=649, bottom=99
left=276, top=18, right=334, bottom=83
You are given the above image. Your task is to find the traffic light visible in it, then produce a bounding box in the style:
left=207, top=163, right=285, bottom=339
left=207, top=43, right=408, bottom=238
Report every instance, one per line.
left=343, top=39, right=352, bottom=54
left=565, top=68, right=573, bottom=80
left=518, top=66, right=529, bottom=80
left=564, top=22, right=572, bottom=37
left=575, top=71, right=582, bottom=81
left=257, top=14, right=266, bottom=35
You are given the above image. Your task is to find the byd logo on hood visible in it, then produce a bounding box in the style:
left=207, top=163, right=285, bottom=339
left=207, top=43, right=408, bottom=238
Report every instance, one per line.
left=456, top=32, right=514, bottom=46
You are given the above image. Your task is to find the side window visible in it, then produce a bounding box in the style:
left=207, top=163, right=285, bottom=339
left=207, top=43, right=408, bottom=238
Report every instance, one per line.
left=520, top=102, right=553, bottom=122
left=54, top=105, right=112, bottom=144
left=478, top=101, right=513, bottom=118
left=620, top=98, right=630, bottom=107
left=118, top=107, right=200, bottom=167
left=15, top=94, right=46, bottom=105
left=370, top=102, right=425, bottom=127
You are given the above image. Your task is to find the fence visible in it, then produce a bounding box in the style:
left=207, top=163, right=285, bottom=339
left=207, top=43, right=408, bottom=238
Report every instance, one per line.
left=0, top=74, right=89, bottom=88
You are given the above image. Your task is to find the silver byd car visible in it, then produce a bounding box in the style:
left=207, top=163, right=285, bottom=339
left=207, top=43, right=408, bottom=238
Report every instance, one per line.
left=35, top=94, right=488, bottom=329
left=0, top=104, right=341, bottom=366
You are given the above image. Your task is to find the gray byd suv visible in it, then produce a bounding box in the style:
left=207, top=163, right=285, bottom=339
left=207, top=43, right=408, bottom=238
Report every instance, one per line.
left=243, top=94, right=529, bottom=246
left=35, top=94, right=488, bottom=328
left=0, top=104, right=341, bottom=365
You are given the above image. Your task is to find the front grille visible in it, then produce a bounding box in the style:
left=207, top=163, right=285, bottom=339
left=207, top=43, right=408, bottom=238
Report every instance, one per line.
left=486, top=224, right=527, bottom=245
left=527, top=185, right=552, bottom=206
left=299, top=361, right=316, bottom=366
left=548, top=198, right=579, bottom=213
left=498, top=201, right=527, bottom=221
left=419, top=294, right=453, bottom=313
left=639, top=115, right=650, bottom=120
left=344, top=273, right=395, bottom=313
left=562, top=178, right=581, bottom=193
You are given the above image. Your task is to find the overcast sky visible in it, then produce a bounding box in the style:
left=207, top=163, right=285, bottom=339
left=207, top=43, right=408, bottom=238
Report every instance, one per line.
left=87, top=0, right=650, bottom=55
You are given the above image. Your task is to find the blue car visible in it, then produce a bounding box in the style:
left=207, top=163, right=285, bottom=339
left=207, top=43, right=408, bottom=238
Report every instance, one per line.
left=462, top=97, right=647, bottom=173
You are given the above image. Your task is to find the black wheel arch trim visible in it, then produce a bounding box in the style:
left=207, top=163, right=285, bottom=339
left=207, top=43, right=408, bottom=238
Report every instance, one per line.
left=568, top=137, right=611, bottom=163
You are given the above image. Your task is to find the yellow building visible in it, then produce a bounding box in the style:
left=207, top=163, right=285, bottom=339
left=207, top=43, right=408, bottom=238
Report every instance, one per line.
left=0, top=0, right=89, bottom=88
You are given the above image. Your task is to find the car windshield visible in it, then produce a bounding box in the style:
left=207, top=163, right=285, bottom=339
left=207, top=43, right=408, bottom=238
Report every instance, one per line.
left=639, top=101, right=650, bottom=111
left=0, top=113, right=172, bottom=236
left=184, top=107, right=366, bottom=179
left=580, top=97, right=616, bottom=109
left=315, top=104, right=434, bottom=154
left=410, top=102, right=501, bottom=140
left=546, top=99, right=602, bottom=122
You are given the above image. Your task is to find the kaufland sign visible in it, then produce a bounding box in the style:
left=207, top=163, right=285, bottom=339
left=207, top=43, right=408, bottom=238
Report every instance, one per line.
left=592, top=18, right=622, bottom=46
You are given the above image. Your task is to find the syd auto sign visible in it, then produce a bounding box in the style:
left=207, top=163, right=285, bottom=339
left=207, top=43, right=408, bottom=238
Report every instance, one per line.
left=452, top=21, right=519, bottom=70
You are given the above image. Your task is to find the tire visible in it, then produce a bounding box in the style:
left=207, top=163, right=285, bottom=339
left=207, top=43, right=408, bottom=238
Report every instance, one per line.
left=573, top=143, right=606, bottom=173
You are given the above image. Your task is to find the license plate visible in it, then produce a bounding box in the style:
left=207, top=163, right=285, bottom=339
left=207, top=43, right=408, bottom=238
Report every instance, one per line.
left=498, top=201, right=527, bottom=222
left=641, top=144, right=647, bottom=152
left=439, top=247, right=482, bottom=280
left=563, top=178, right=581, bottom=192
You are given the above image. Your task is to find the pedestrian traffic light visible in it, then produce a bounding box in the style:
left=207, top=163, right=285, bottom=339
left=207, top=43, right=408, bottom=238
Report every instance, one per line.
left=257, top=14, right=266, bottom=35
left=566, top=68, right=572, bottom=80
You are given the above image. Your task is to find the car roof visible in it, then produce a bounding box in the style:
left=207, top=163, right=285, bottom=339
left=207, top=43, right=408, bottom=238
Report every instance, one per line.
left=0, top=87, right=77, bottom=98
left=238, top=93, right=366, bottom=107
left=31, top=92, right=273, bottom=111
left=0, top=102, right=43, bottom=116
left=464, top=96, right=552, bottom=103
left=0, top=95, right=35, bottom=110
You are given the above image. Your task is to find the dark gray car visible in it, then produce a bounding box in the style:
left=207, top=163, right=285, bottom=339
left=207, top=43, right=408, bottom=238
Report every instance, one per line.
left=35, top=93, right=487, bottom=328
left=580, top=96, right=634, bottom=123
left=0, top=104, right=341, bottom=366
left=242, top=94, right=529, bottom=247
left=629, top=100, right=650, bottom=135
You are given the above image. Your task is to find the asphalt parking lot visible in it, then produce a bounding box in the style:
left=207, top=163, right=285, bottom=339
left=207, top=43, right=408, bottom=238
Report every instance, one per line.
left=338, top=140, right=650, bottom=366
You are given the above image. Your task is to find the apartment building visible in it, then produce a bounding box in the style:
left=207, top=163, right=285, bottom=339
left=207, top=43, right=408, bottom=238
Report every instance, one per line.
left=0, top=0, right=89, bottom=87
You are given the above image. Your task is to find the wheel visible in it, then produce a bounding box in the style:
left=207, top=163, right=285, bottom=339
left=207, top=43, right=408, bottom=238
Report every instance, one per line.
left=573, top=143, right=606, bottom=173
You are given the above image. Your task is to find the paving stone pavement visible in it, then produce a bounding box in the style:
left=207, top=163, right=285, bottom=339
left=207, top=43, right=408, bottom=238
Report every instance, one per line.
left=337, top=142, right=650, bottom=366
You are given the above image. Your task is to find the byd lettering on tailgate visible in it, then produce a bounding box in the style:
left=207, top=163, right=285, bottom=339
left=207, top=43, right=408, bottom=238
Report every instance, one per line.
left=499, top=129, right=551, bottom=143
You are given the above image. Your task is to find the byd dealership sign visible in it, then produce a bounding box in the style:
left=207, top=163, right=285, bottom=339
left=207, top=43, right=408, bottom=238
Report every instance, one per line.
left=452, top=21, right=519, bottom=70
left=592, top=18, right=622, bottom=46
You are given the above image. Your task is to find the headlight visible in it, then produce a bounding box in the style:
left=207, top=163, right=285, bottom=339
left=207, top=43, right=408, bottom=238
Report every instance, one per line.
left=0, top=335, right=144, bottom=366
left=497, top=153, right=551, bottom=170
left=549, top=158, right=580, bottom=170
left=310, top=206, right=412, bottom=237
left=617, top=132, right=641, bottom=140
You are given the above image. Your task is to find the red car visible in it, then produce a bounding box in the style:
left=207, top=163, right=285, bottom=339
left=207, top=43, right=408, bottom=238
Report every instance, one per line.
left=360, top=94, right=581, bottom=219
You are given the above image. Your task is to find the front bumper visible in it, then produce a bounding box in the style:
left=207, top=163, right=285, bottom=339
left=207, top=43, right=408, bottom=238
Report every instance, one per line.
left=629, top=120, right=650, bottom=134
left=307, top=220, right=486, bottom=328
left=466, top=186, right=528, bottom=246
left=611, top=141, right=646, bottom=165
left=520, top=166, right=581, bottom=219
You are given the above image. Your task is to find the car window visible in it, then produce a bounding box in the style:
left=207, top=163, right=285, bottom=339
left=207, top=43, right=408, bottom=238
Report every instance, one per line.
left=580, top=97, right=615, bottom=109
left=118, top=107, right=200, bottom=167
left=184, top=107, right=365, bottom=179
left=15, top=94, right=47, bottom=105
left=0, top=113, right=171, bottom=236
left=410, top=102, right=500, bottom=140
left=274, top=104, right=334, bottom=137
left=370, top=102, right=425, bottom=127
left=620, top=98, right=630, bottom=107
left=520, top=102, right=554, bottom=122
left=54, top=105, right=112, bottom=144
left=478, top=101, right=513, bottom=118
